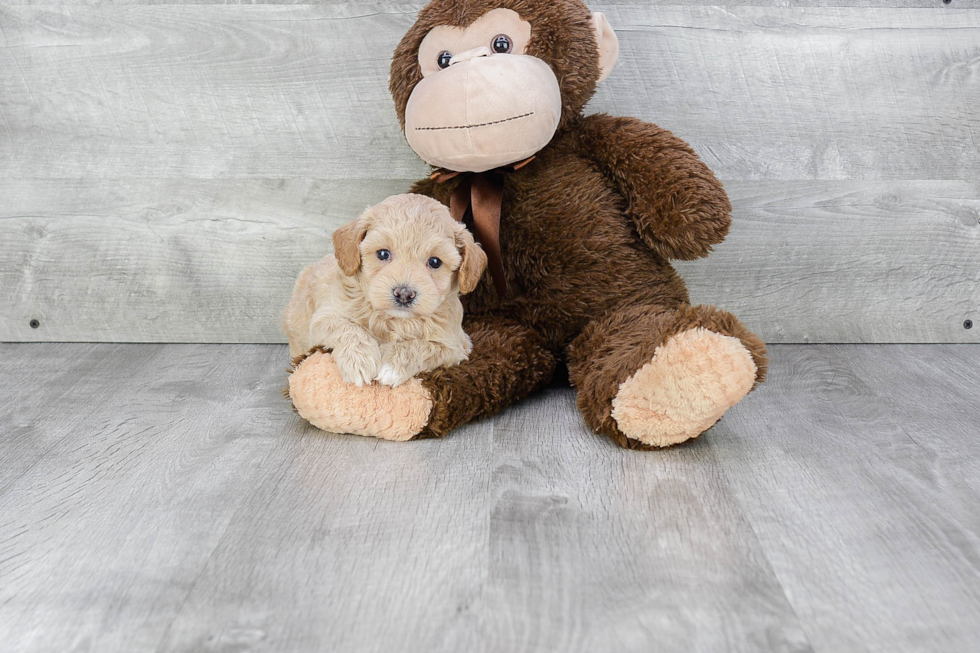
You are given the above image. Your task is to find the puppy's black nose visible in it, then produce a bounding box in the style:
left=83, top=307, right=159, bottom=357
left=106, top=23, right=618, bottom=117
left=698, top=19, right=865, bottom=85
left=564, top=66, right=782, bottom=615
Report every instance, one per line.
left=393, top=286, right=417, bottom=306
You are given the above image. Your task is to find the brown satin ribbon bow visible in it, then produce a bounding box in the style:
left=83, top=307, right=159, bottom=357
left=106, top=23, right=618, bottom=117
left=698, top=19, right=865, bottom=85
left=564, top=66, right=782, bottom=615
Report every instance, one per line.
left=430, top=156, right=534, bottom=300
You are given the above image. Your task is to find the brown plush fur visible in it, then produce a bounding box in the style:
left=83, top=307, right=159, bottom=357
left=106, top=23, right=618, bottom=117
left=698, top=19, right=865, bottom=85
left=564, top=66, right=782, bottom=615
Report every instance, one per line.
left=402, top=128, right=767, bottom=446
left=567, top=304, right=768, bottom=449
left=291, top=0, right=768, bottom=447
left=417, top=313, right=557, bottom=438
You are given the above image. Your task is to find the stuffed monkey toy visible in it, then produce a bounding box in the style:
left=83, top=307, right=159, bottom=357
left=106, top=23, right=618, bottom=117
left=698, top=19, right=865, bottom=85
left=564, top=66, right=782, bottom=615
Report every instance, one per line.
left=287, top=0, right=768, bottom=449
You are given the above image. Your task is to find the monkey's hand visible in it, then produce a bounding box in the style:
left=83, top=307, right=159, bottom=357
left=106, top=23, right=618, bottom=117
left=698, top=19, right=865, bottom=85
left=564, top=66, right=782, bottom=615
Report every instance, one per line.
left=577, top=113, right=731, bottom=261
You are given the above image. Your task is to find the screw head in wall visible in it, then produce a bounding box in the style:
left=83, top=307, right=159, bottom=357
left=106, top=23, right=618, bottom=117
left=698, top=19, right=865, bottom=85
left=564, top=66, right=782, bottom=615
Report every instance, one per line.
left=966, top=320, right=974, bottom=330
left=29, top=319, right=40, bottom=329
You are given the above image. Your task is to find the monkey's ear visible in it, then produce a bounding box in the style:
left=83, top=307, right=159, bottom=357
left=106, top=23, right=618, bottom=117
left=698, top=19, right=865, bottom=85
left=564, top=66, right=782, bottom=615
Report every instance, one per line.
left=332, top=214, right=370, bottom=276
left=455, top=226, right=488, bottom=295
left=592, top=12, right=619, bottom=83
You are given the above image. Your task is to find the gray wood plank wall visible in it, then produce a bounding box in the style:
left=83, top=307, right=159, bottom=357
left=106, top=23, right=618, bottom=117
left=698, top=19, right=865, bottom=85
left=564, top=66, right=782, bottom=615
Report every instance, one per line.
left=1, top=3, right=978, bottom=343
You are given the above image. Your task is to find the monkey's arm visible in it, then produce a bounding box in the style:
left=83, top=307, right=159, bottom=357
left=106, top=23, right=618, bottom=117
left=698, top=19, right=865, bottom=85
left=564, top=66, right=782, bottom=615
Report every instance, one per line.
left=577, top=113, right=731, bottom=261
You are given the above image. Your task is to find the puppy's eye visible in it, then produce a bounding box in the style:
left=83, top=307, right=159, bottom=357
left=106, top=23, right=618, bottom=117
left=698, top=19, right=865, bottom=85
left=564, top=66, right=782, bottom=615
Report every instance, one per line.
left=376, top=249, right=391, bottom=261
left=427, top=257, right=442, bottom=269
left=437, top=51, right=453, bottom=69
left=491, top=35, right=512, bottom=54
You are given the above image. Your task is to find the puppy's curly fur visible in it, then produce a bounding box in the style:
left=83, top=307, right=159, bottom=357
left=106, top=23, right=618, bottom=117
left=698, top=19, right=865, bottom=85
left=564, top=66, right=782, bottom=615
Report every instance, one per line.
left=282, top=194, right=487, bottom=387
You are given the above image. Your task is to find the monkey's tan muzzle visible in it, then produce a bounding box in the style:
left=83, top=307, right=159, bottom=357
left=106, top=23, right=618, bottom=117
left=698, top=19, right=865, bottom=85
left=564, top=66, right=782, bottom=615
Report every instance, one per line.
left=404, top=54, right=561, bottom=173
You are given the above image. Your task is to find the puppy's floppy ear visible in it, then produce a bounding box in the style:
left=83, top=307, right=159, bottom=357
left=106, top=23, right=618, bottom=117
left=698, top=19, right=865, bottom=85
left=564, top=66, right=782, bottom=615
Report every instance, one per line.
left=332, top=213, right=371, bottom=276
left=454, top=225, right=488, bottom=294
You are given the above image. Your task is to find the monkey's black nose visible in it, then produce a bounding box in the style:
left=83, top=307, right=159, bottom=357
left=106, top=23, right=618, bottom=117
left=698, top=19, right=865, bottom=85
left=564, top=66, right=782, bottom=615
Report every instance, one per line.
left=393, top=286, right=417, bottom=306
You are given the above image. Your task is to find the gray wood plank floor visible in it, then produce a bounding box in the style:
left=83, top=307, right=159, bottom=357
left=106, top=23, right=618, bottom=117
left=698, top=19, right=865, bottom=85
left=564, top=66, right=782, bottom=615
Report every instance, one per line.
left=1, top=343, right=978, bottom=652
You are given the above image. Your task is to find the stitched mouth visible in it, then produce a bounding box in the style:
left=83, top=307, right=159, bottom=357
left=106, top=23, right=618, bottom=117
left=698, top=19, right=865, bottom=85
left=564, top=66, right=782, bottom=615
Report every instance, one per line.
left=415, top=112, right=534, bottom=131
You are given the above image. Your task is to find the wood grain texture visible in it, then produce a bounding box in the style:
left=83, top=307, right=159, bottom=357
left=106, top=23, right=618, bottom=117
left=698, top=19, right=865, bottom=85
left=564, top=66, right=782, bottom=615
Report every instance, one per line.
left=0, top=4, right=427, bottom=180
left=6, top=1, right=979, bottom=7
left=2, top=179, right=977, bottom=343
left=155, top=404, right=497, bottom=653
left=2, top=343, right=980, bottom=651
left=677, top=180, right=980, bottom=343
left=473, top=389, right=813, bottom=653
left=595, top=5, right=980, bottom=181
left=2, top=4, right=978, bottom=344
left=711, top=344, right=980, bottom=653
left=0, top=342, right=149, bottom=495
left=1, top=5, right=978, bottom=179
left=0, top=343, right=293, bottom=652
left=0, top=178, right=409, bottom=343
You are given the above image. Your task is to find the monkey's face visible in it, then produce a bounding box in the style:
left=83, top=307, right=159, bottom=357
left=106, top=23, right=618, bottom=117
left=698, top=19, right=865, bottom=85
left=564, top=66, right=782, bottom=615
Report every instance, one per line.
left=404, top=9, right=560, bottom=173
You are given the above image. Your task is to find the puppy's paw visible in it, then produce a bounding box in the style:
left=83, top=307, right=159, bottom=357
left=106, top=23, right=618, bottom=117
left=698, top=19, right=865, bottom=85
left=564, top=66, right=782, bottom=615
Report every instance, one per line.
left=333, top=346, right=382, bottom=387
left=375, top=363, right=413, bottom=387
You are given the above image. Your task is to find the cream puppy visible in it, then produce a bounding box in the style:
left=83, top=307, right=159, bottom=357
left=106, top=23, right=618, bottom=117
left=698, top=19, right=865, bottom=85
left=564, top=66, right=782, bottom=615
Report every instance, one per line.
left=282, top=194, right=487, bottom=387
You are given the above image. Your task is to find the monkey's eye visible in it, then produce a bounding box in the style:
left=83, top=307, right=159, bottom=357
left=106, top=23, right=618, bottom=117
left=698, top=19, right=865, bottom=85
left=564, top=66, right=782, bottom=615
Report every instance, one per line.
left=491, top=34, right=512, bottom=54
left=376, top=249, right=391, bottom=261
left=437, top=51, right=453, bottom=69
left=427, top=257, right=442, bottom=269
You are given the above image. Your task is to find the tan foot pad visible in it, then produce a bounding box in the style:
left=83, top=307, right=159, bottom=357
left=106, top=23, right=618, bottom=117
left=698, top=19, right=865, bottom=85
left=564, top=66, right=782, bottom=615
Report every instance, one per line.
left=611, top=328, right=757, bottom=448
left=288, top=350, right=432, bottom=442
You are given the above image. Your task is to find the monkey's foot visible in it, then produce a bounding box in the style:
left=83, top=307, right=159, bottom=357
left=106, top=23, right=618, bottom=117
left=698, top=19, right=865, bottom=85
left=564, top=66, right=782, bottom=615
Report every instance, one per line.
left=287, top=350, right=431, bottom=441
left=611, top=328, right=757, bottom=447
